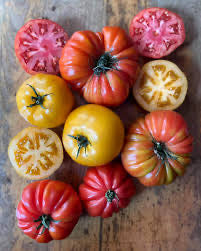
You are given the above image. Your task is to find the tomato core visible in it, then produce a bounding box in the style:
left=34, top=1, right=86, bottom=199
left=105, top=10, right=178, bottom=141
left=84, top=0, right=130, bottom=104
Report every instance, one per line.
left=93, top=52, right=118, bottom=76
left=105, top=190, right=118, bottom=203
left=68, top=134, right=91, bottom=158
left=152, top=139, right=177, bottom=162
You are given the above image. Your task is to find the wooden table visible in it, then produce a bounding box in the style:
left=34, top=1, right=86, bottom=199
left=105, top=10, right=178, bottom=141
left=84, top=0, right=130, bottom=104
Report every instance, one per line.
left=0, top=0, right=200, bottom=250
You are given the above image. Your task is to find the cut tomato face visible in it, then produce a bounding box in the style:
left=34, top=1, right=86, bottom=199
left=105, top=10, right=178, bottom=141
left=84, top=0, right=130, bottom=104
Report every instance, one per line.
left=15, top=19, right=68, bottom=75
left=133, top=60, right=188, bottom=111
left=129, top=7, right=185, bottom=58
left=8, top=127, right=63, bottom=179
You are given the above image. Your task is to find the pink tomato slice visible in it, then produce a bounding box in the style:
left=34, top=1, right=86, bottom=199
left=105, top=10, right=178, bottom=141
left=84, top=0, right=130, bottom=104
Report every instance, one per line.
left=129, top=8, right=185, bottom=58
left=15, top=19, right=68, bottom=74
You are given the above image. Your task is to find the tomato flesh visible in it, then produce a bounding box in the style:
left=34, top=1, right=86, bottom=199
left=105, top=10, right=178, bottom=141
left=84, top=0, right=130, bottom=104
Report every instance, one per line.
left=129, top=8, right=185, bottom=58
left=15, top=19, right=68, bottom=74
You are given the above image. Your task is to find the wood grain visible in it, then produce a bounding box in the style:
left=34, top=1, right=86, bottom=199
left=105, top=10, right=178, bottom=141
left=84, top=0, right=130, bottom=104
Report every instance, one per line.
left=1, top=0, right=201, bottom=251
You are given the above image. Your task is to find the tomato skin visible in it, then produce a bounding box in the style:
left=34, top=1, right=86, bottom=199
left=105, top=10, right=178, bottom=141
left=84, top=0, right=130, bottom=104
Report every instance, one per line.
left=129, top=8, right=185, bottom=58
left=15, top=19, right=68, bottom=75
left=59, top=26, right=139, bottom=107
left=16, top=74, right=74, bottom=128
left=16, top=180, right=82, bottom=243
left=121, top=111, right=193, bottom=186
left=79, top=162, right=136, bottom=218
left=62, top=104, right=125, bottom=166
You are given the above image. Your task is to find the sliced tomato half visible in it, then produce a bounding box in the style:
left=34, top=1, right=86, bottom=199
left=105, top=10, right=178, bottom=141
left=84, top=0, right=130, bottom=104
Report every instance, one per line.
left=129, top=7, right=185, bottom=58
left=15, top=19, right=68, bottom=75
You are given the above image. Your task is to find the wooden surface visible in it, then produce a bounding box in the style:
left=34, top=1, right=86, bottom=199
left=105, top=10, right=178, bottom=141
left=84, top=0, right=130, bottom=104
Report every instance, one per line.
left=0, top=0, right=201, bottom=250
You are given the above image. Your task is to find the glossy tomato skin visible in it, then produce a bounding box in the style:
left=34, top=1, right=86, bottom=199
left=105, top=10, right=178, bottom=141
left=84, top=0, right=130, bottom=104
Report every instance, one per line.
left=121, top=111, right=193, bottom=186
left=16, top=180, right=82, bottom=243
left=16, top=74, right=74, bottom=128
left=79, top=162, right=136, bottom=218
left=59, top=26, right=139, bottom=107
left=62, top=104, right=125, bottom=166
left=15, top=19, right=68, bottom=75
left=129, top=8, right=185, bottom=58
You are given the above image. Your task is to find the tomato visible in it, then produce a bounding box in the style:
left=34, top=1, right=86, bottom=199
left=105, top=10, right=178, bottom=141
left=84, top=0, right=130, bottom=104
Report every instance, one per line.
left=62, top=104, right=125, bottom=166
left=79, top=162, right=136, bottom=218
left=16, top=74, right=74, bottom=128
left=121, top=111, right=193, bottom=186
left=59, top=26, right=140, bottom=107
left=133, top=60, right=188, bottom=111
left=16, top=180, right=82, bottom=243
left=15, top=19, right=68, bottom=75
left=8, top=127, right=63, bottom=180
left=129, top=8, right=185, bottom=58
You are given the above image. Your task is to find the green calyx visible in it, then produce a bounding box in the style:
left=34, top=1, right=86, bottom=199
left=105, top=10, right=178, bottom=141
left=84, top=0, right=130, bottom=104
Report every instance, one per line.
left=68, top=134, right=91, bottom=159
left=105, top=190, right=119, bottom=203
left=26, top=84, right=52, bottom=109
left=93, top=52, right=118, bottom=76
left=34, top=214, right=59, bottom=235
left=152, top=138, right=177, bottom=176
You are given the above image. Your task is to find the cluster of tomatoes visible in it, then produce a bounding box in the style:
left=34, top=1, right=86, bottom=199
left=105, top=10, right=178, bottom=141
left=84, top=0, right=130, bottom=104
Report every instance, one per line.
left=8, top=7, right=193, bottom=243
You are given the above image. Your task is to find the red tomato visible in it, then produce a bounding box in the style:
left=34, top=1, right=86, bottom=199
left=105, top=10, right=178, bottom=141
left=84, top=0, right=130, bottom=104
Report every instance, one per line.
left=121, top=111, right=193, bottom=186
left=129, top=8, right=185, bottom=58
left=16, top=180, right=82, bottom=243
left=79, top=162, right=136, bottom=218
left=15, top=19, right=68, bottom=75
left=59, top=26, right=140, bottom=107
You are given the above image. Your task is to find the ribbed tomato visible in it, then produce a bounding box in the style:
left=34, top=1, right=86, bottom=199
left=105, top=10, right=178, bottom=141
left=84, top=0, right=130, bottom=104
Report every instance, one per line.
left=121, top=111, right=193, bottom=186
left=79, top=162, right=136, bottom=218
left=16, top=180, right=82, bottom=243
left=59, top=26, right=140, bottom=107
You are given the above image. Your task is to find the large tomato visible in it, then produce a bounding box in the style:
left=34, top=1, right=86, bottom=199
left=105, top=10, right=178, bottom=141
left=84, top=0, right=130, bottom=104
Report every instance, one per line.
left=79, top=162, right=136, bottom=218
left=62, top=104, right=125, bottom=166
left=16, top=180, right=82, bottom=243
left=121, top=111, right=193, bottom=186
left=59, top=26, right=140, bottom=107
left=16, top=74, right=74, bottom=128
left=15, top=19, right=68, bottom=75
left=129, top=8, right=185, bottom=58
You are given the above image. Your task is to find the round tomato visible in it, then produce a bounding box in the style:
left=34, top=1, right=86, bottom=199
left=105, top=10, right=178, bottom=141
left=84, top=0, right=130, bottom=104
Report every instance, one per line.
left=8, top=127, right=63, bottom=180
left=59, top=26, right=140, bottom=107
left=129, top=8, right=185, bottom=58
left=15, top=19, right=68, bottom=75
left=16, top=180, right=82, bottom=243
left=62, top=104, right=125, bottom=166
left=121, top=111, right=193, bottom=186
left=133, top=60, right=188, bottom=111
left=79, top=162, right=136, bottom=218
left=16, top=74, right=74, bottom=128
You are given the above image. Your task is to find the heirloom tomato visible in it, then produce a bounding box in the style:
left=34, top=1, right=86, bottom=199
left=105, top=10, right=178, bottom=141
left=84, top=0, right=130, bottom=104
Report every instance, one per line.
left=129, top=8, right=185, bottom=58
left=79, top=162, right=136, bottom=218
left=59, top=26, right=140, bottom=106
left=133, top=60, right=188, bottom=111
left=15, top=19, right=68, bottom=74
left=16, top=180, right=82, bottom=243
left=16, top=74, right=74, bottom=128
left=62, top=104, right=125, bottom=166
left=121, top=111, right=193, bottom=186
left=8, top=127, right=63, bottom=179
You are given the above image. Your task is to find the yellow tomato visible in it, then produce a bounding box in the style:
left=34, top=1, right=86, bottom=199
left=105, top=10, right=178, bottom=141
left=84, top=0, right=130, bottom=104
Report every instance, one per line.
left=16, top=74, right=74, bottom=128
left=62, top=104, right=125, bottom=166
left=8, top=127, right=63, bottom=180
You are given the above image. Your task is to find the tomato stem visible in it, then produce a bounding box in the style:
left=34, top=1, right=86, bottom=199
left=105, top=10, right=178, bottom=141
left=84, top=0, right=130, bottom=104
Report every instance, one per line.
left=152, top=138, right=177, bottom=176
left=105, top=190, right=119, bottom=203
left=68, top=134, right=91, bottom=158
left=34, top=214, right=59, bottom=235
left=26, top=84, right=52, bottom=109
left=93, top=52, right=119, bottom=76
